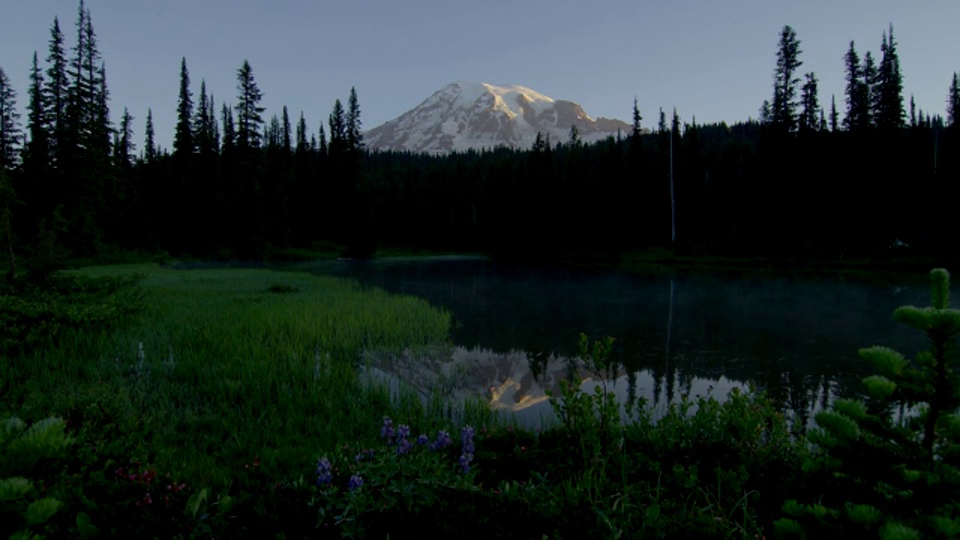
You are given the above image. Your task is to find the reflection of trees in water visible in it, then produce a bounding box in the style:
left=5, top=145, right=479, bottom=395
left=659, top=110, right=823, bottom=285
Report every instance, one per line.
left=311, top=258, right=926, bottom=419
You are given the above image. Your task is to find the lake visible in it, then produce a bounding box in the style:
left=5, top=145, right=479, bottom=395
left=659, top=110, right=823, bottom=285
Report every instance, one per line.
left=298, top=256, right=930, bottom=426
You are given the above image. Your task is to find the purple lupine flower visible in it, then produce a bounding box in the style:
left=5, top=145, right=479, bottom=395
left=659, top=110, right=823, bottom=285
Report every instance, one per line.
left=347, top=474, right=364, bottom=491
left=459, top=425, right=475, bottom=474
left=430, top=430, right=452, bottom=451
left=416, top=434, right=430, bottom=446
left=461, top=426, right=475, bottom=454
left=316, top=457, right=333, bottom=486
left=381, top=416, right=395, bottom=442
left=459, top=453, right=473, bottom=474
left=394, top=424, right=413, bottom=454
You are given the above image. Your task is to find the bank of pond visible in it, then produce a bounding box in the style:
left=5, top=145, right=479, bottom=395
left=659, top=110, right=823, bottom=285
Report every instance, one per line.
left=1, top=262, right=957, bottom=538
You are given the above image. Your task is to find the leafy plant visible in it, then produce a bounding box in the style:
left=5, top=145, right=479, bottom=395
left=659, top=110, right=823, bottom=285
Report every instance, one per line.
left=306, top=415, right=478, bottom=538
left=0, top=416, right=73, bottom=539
left=777, top=268, right=960, bottom=538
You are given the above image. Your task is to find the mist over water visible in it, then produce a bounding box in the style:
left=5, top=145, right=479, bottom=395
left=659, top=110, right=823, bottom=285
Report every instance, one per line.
left=301, top=257, right=929, bottom=425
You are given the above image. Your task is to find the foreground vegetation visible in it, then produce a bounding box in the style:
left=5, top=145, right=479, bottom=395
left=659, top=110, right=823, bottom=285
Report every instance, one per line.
left=3, top=265, right=959, bottom=538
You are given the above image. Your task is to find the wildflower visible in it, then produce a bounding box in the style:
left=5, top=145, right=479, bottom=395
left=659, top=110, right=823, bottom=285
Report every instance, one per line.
left=315, top=457, right=333, bottom=486
left=394, top=424, right=413, bottom=454
left=347, top=474, right=364, bottom=491
left=461, top=426, right=475, bottom=455
left=430, top=430, right=452, bottom=451
left=380, top=416, right=395, bottom=442
left=416, top=434, right=430, bottom=446
left=460, top=425, right=475, bottom=474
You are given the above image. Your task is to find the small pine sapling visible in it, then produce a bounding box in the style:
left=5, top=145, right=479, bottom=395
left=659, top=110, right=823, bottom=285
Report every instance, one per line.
left=776, top=268, right=960, bottom=539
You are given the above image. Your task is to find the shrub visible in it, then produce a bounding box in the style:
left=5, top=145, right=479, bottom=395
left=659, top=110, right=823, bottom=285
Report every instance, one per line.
left=777, top=268, right=960, bottom=538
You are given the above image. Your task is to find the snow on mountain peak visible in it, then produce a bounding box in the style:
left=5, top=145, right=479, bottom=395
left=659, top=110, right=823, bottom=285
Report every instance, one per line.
left=365, top=81, right=629, bottom=154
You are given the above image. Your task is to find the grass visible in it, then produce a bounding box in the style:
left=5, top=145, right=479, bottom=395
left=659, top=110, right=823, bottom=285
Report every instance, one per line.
left=11, top=261, right=932, bottom=538
left=1, top=263, right=460, bottom=489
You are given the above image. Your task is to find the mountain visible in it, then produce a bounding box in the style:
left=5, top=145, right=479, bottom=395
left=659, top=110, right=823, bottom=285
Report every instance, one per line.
left=365, top=81, right=631, bottom=154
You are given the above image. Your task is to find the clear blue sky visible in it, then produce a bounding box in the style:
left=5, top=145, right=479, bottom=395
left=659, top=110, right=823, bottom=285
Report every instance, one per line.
left=2, top=0, right=958, bottom=148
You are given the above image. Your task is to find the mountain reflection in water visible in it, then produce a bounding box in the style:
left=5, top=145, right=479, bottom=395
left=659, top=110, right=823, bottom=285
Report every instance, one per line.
left=303, top=257, right=929, bottom=427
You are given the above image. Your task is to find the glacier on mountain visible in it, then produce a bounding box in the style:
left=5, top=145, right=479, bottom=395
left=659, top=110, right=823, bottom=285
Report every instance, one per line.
left=365, top=81, right=631, bottom=154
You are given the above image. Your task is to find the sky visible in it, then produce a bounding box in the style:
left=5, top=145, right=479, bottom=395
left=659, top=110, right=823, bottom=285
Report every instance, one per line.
left=2, top=0, right=959, bottom=149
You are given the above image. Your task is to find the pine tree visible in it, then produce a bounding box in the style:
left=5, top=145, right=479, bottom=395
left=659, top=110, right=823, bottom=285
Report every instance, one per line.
left=221, top=103, right=235, bottom=150
left=66, top=0, right=102, bottom=151
left=657, top=108, right=667, bottom=133
left=328, top=99, right=346, bottom=157
left=771, top=25, right=803, bottom=132
left=114, top=107, right=134, bottom=168
left=92, top=62, right=112, bottom=157
left=568, top=124, right=581, bottom=148
left=24, top=52, right=50, bottom=174
left=193, top=80, right=214, bottom=156
left=235, top=60, right=264, bottom=149
left=910, top=94, right=917, bottom=127
left=777, top=269, right=960, bottom=538
left=174, top=57, right=194, bottom=158
left=799, top=72, right=820, bottom=133
left=0, top=67, right=21, bottom=170
left=948, top=73, right=960, bottom=129
left=875, top=25, right=905, bottom=131
left=632, top=97, right=643, bottom=138
left=830, top=95, right=839, bottom=133
left=44, top=17, right=68, bottom=162
left=265, top=115, right=281, bottom=148
left=144, top=108, right=156, bottom=163
left=282, top=106, right=292, bottom=152
left=843, top=41, right=870, bottom=131
left=295, top=112, right=308, bottom=153
left=862, top=51, right=878, bottom=127
left=209, top=95, right=220, bottom=151
left=346, top=87, right=363, bottom=153
left=759, top=100, right=772, bottom=124
left=318, top=124, right=328, bottom=156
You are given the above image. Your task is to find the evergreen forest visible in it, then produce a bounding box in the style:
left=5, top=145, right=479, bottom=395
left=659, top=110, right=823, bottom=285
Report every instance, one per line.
left=1, top=7, right=960, bottom=268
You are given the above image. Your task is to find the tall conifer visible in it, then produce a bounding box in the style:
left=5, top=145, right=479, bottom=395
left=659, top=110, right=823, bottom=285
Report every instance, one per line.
left=862, top=51, right=878, bottom=127
left=829, top=95, right=839, bottom=133
left=843, top=41, right=870, bottom=131
left=144, top=108, right=156, bottom=163
left=235, top=60, right=264, bottom=149
left=282, top=106, right=292, bottom=152
left=875, top=26, right=905, bottom=130
left=44, top=17, right=68, bottom=161
left=25, top=52, right=49, bottom=173
left=948, top=73, right=960, bottom=129
left=346, top=87, right=363, bottom=153
left=771, top=25, right=803, bottom=132
left=799, top=72, right=820, bottom=132
left=328, top=99, right=346, bottom=157
left=115, top=107, right=134, bottom=168
left=0, top=68, right=21, bottom=170
left=174, top=57, right=195, bottom=158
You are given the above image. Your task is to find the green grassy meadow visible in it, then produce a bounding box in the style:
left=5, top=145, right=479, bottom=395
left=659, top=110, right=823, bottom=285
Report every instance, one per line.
left=2, top=264, right=459, bottom=485
left=3, top=264, right=957, bottom=538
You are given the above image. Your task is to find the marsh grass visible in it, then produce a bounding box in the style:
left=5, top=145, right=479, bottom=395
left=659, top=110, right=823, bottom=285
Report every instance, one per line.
left=0, top=264, right=457, bottom=493
left=2, top=264, right=814, bottom=537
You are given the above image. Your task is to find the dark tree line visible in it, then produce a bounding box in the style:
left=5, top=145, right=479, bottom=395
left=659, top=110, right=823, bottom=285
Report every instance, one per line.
left=1, top=11, right=959, bottom=271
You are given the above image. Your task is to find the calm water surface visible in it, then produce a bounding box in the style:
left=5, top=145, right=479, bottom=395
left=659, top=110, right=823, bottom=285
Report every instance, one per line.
left=298, top=257, right=930, bottom=425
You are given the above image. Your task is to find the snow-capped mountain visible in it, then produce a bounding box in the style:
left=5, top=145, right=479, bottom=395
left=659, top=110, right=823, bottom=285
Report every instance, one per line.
left=365, top=81, right=631, bottom=154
